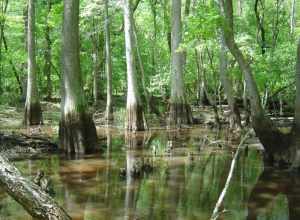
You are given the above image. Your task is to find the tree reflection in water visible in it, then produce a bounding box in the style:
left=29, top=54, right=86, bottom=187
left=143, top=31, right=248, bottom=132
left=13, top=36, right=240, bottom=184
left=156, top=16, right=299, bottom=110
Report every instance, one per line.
left=1, top=130, right=300, bottom=220
left=247, top=168, right=300, bottom=220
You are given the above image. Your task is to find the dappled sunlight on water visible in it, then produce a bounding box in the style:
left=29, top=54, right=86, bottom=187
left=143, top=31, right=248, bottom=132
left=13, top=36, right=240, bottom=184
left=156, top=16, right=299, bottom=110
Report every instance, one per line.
left=0, top=128, right=298, bottom=220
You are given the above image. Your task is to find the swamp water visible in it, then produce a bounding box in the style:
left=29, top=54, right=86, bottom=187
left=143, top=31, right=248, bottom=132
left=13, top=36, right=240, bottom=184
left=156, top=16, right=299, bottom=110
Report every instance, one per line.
left=0, top=127, right=298, bottom=220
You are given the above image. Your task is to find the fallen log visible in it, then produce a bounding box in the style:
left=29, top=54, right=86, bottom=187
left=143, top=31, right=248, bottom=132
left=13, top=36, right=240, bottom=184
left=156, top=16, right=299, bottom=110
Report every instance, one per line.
left=0, top=132, right=58, bottom=159
left=0, top=155, right=71, bottom=220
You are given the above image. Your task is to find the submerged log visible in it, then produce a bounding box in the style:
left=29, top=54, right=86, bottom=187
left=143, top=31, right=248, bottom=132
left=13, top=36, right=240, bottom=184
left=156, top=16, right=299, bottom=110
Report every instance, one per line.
left=0, top=155, right=71, bottom=220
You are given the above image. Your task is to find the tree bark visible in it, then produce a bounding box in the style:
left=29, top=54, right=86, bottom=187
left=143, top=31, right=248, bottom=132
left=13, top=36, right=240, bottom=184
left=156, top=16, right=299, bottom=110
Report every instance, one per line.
left=254, top=0, right=266, bottom=55
left=104, top=0, right=113, bottom=121
left=168, top=0, right=193, bottom=128
left=219, top=34, right=241, bottom=130
left=0, top=155, right=71, bottom=220
left=237, top=0, right=243, bottom=16
left=290, top=0, right=296, bottom=35
left=163, top=0, right=171, bottom=53
left=44, top=0, right=52, bottom=101
left=294, top=39, right=300, bottom=130
left=24, top=0, right=43, bottom=125
left=195, top=49, right=209, bottom=106
left=133, top=21, right=150, bottom=112
left=91, top=18, right=104, bottom=107
left=59, top=0, right=97, bottom=154
left=123, top=0, right=147, bottom=131
left=219, top=0, right=288, bottom=156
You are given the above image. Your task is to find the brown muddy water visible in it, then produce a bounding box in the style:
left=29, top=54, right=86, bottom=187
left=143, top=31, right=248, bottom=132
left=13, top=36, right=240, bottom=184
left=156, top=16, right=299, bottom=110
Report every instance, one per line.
left=0, top=127, right=298, bottom=220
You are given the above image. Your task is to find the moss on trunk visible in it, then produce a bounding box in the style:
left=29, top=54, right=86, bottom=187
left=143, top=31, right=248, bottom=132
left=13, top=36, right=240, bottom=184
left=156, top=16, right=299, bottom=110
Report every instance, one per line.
left=59, top=111, right=97, bottom=155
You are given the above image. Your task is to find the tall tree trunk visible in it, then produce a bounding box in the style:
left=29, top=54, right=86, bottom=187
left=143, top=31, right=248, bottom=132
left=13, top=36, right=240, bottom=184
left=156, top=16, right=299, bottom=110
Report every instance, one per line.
left=123, top=0, right=147, bottom=131
left=21, top=5, right=28, bottom=102
left=168, top=0, right=193, bottom=128
left=2, top=31, right=23, bottom=95
left=0, top=0, right=8, bottom=98
left=44, top=0, right=52, bottom=101
left=163, top=0, right=171, bottom=53
left=219, top=34, right=241, bottom=130
left=254, top=0, right=266, bottom=55
left=104, top=0, right=113, bottom=121
left=290, top=0, right=296, bottom=35
left=219, top=0, right=287, bottom=154
left=237, top=0, right=243, bottom=16
left=195, top=49, right=209, bottom=106
left=24, top=0, right=43, bottom=125
left=150, top=0, right=157, bottom=75
left=133, top=22, right=150, bottom=112
left=91, top=18, right=103, bottom=107
left=59, top=0, right=97, bottom=154
left=294, top=38, right=300, bottom=130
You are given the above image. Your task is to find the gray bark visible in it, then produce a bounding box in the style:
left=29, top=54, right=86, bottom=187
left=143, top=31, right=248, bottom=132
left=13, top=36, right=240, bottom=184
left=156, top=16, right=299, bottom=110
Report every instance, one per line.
left=290, top=0, right=296, bottom=35
left=237, top=0, right=243, bottom=16
left=24, top=0, right=42, bottom=125
left=132, top=22, right=150, bottom=112
left=168, top=0, right=193, bottom=128
left=123, top=0, right=147, bottom=131
left=295, top=38, right=300, bottom=129
left=59, top=0, right=97, bottom=154
left=0, top=155, right=71, bottom=220
left=91, top=25, right=103, bottom=107
left=219, top=34, right=241, bottom=129
left=104, top=0, right=113, bottom=121
left=44, top=0, right=52, bottom=100
left=219, top=0, right=288, bottom=157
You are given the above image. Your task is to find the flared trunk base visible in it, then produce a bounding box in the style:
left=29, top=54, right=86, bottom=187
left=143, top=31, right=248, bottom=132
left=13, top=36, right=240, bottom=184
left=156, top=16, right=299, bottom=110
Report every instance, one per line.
left=24, top=102, right=43, bottom=126
left=125, top=104, right=146, bottom=132
left=168, top=103, right=193, bottom=128
left=59, top=111, right=97, bottom=155
left=252, top=114, right=293, bottom=168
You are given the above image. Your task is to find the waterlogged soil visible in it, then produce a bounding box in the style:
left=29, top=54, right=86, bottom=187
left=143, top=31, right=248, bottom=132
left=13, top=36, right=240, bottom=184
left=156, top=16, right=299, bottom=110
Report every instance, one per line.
left=0, top=104, right=298, bottom=220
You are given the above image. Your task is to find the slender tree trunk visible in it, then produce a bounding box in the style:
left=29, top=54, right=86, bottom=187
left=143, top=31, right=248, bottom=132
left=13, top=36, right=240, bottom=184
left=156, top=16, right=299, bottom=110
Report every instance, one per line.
left=0, top=155, right=71, bottom=220
left=123, top=0, right=147, bottom=131
left=104, top=0, right=113, bottom=121
left=290, top=0, right=296, bottom=35
left=133, top=22, right=150, bottom=112
left=237, top=0, right=243, bottom=16
left=163, top=0, right=171, bottom=53
left=219, top=34, right=241, bottom=130
left=254, top=0, right=266, bottom=55
left=195, top=49, right=209, bottom=106
left=91, top=19, right=103, bottom=107
left=219, top=0, right=288, bottom=154
left=2, top=31, right=23, bottom=95
left=294, top=39, right=300, bottom=130
left=24, top=0, right=43, bottom=125
left=243, top=80, right=250, bottom=125
left=59, top=0, right=97, bottom=154
left=150, top=0, right=157, bottom=75
left=0, top=0, right=8, bottom=98
left=44, top=0, right=52, bottom=101
left=168, top=0, right=193, bottom=128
